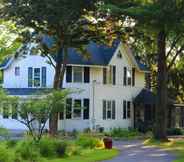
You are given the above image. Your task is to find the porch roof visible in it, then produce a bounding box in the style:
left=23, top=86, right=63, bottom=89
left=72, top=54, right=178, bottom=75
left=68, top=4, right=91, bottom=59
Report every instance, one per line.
left=134, top=89, right=156, bottom=105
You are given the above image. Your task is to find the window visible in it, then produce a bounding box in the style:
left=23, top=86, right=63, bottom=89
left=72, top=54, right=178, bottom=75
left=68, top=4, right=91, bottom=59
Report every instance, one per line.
left=34, top=68, right=40, bottom=87
left=103, top=66, right=116, bottom=85
left=73, top=67, right=83, bottom=83
left=15, top=67, right=20, bottom=76
left=61, top=98, right=90, bottom=120
left=124, top=67, right=132, bottom=86
left=41, top=67, right=47, bottom=87
left=127, top=69, right=132, bottom=86
left=73, top=99, right=82, bottom=119
left=123, top=100, right=131, bottom=119
left=28, top=67, right=47, bottom=87
left=102, top=100, right=116, bottom=120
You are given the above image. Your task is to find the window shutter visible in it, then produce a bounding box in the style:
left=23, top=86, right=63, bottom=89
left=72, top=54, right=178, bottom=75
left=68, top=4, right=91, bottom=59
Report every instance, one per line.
left=59, top=112, right=64, bottom=120
left=66, top=98, right=72, bottom=119
left=112, top=100, right=116, bottom=120
left=103, top=100, right=106, bottom=120
left=132, top=68, right=135, bottom=86
left=113, top=66, right=116, bottom=85
left=124, top=67, right=127, bottom=86
left=83, top=99, right=90, bottom=119
left=66, top=66, right=72, bottom=83
left=103, top=68, right=107, bottom=84
left=123, top=100, right=127, bottom=119
left=127, top=101, right=131, bottom=118
left=84, top=67, right=90, bottom=83
left=42, top=67, right=47, bottom=87
left=28, top=67, right=33, bottom=87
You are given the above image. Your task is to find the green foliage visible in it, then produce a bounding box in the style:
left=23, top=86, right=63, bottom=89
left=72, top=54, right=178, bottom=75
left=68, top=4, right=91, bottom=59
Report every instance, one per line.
left=0, top=144, right=14, bottom=162
left=108, top=128, right=140, bottom=139
left=15, top=139, right=40, bottom=161
left=167, top=128, right=184, bottom=136
left=76, top=134, right=100, bottom=149
left=6, top=140, right=18, bottom=148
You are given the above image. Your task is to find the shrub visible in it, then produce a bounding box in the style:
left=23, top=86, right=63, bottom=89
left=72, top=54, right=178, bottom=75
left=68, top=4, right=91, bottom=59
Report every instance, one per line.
left=76, top=134, right=99, bottom=149
left=38, top=136, right=69, bottom=157
left=167, top=128, right=184, bottom=136
left=109, top=128, right=140, bottom=139
left=55, top=140, right=68, bottom=157
left=15, top=139, right=40, bottom=161
left=38, top=136, right=57, bottom=157
left=6, top=140, right=18, bottom=148
left=0, top=145, right=14, bottom=162
left=65, top=144, right=80, bottom=156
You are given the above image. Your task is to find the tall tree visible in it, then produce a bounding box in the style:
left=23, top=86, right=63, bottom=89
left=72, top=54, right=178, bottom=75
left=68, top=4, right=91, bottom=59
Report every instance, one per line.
left=103, top=0, right=184, bottom=140
left=1, top=0, right=116, bottom=135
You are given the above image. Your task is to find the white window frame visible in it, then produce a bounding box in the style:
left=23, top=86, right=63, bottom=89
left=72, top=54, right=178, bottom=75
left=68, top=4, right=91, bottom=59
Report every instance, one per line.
left=103, top=100, right=116, bottom=120
left=33, top=68, right=41, bottom=87
left=127, top=68, right=132, bottom=86
left=72, top=66, right=84, bottom=83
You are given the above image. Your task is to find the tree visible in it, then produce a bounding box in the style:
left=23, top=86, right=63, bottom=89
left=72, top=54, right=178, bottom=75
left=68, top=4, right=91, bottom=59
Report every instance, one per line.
left=1, top=0, right=106, bottom=135
left=102, top=0, right=184, bottom=140
left=0, top=89, right=69, bottom=142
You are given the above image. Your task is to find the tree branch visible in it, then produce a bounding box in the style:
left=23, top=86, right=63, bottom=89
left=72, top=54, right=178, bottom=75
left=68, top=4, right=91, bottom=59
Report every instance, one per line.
left=167, top=45, right=184, bottom=70
left=166, top=35, right=183, bottom=58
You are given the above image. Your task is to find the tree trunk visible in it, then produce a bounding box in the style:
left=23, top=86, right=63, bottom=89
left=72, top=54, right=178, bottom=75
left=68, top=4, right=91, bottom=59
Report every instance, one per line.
left=49, top=47, right=68, bottom=135
left=154, top=30, right=168, bottom=141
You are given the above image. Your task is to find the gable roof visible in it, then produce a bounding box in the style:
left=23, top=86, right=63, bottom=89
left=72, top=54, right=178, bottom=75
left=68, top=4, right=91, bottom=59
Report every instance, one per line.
left=0, top=41, right=149, bottom=72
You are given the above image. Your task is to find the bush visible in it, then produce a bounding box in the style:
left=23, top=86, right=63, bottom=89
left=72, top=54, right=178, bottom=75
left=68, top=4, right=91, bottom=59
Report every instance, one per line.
left=15, top=139, right=40, bottom=161
left=39, top=136, right=68, bottom=157
left=0, top=145, right=14, bottom=162
left=55, top=140, right=68, bottom=157
left=76, top=134, right=100, bottom=149
left=109, top=128, right=140, bottom=139
left=167, top=128, right=184, bottom=136
left=65, top=144, right=80, bottom=156
left=6, top=140, right=18, bottom=148
left=39, top=136, right=57, bottom=157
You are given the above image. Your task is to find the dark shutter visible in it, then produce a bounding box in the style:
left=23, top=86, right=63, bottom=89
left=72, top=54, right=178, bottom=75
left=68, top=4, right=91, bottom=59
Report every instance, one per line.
left=83, top=99, right=90, bottom=119
left=42, top=67, right=47, bottom=87
left=127, top=101, right=131, bottom=118
left=84, top=67, right=90, bottom=83
left=28, top=67, right=33, bottom=87
left=123, top=100, right=127, bottom=119
left=103, top=68, right=107, bottom=84
left=123, top=67, right=127, bottom=86
left=113, top=66, right=116, bottom=85
left=66, top=98, right=72, bottom=119
left=112, top=100, right=116, bottom=120
left=59, top=112, right=64, bottom=120
left=66, top=66, right=72, bottom=83
left=132, top=68, right=135, bottom=86
left=103, top=100, right=106, bottom=120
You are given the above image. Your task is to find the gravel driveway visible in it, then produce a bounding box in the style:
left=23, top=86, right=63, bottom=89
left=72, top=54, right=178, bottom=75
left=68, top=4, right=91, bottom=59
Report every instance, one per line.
left=102, top=140, right=176, bottom=162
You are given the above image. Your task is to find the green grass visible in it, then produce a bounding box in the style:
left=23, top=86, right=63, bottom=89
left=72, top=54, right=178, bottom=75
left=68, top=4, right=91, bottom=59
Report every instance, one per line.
left=144, top=138, right=184, bottom=162
left=40, top=149, right=119, bottom=162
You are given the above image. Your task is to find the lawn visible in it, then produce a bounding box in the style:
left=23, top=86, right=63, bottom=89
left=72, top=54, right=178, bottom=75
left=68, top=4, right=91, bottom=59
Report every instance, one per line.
left=144, top=138, right=184, bottom=162
left=41, top=149, right=119, bottom=162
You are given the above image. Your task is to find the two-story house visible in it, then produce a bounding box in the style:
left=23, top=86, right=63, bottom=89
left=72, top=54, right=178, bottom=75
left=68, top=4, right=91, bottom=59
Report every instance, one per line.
left=0, top=41, right=149, bottom=131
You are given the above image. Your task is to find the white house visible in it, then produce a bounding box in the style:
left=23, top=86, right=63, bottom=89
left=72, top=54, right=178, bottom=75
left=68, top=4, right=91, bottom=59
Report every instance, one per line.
left=0, top=41, right=150, bottom=131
